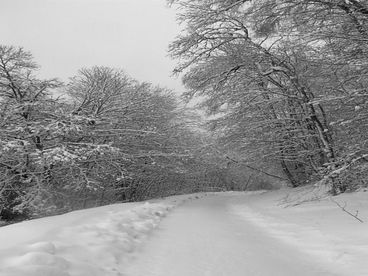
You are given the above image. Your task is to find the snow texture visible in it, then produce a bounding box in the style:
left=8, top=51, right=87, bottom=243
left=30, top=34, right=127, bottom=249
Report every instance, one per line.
left=1, top=190, right=368, bottom=276
left=0, top=194, right=203, bottom=276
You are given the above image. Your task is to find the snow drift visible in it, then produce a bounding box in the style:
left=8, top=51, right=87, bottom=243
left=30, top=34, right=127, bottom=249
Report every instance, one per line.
left=0, top=194, right=205, bottom=276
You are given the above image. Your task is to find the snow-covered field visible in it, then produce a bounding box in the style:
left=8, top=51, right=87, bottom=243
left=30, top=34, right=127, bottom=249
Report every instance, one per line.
left=0, top=189, right=367, bottom=276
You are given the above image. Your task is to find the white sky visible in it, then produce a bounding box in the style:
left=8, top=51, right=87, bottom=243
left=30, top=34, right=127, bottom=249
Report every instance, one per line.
left=0, top=0, right=185, bottom=93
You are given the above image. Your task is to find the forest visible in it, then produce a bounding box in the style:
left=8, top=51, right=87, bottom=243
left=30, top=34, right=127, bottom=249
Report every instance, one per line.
left=168, top=0, right=368, bottom=192
left=1, top=0, right=368, bottom=223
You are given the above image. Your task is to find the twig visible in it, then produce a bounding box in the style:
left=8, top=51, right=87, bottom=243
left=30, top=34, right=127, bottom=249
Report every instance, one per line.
left=330, top=197, right=364, bottom=223
left=278, top=184, right=328, bottom=207
left=225, top=156, right=287, bottom=181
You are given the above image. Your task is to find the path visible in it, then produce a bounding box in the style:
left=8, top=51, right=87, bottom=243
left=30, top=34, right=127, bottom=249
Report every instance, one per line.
left=124, top=193, right=340, bottom=276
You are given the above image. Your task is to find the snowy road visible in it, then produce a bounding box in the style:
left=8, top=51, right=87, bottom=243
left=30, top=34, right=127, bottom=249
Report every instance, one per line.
left=1, top=191, right=367, bottom=276
left=124, top=193, right=339, bottom=276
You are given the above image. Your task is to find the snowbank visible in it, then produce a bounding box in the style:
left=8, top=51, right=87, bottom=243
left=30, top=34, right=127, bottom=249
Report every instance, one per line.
left=0, top=193, right=207, bottom=276
left=230, top=187, right=368, bottom=276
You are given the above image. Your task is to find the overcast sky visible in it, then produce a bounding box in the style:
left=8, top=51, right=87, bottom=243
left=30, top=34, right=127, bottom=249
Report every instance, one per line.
left=0, top=0, right=185, bottom=93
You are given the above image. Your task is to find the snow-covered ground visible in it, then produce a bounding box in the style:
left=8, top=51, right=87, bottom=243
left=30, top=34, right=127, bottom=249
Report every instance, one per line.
left=1, top=188, right=368, bottom=276
left=0, top=194, right=205, bottom=276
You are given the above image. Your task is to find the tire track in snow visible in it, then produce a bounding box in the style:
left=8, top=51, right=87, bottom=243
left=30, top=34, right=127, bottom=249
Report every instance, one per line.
left=124, top=193, right=339, bottom=276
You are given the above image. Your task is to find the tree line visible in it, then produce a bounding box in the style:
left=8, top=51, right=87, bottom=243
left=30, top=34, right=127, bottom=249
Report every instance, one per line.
left=1, top=45, right=269, bottom=222
left=168, top=0, right=368, bottom=194
left=3, top=0, right=364, bottom=222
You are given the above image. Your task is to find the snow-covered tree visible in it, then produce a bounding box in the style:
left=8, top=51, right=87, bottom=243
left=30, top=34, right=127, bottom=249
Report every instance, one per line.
left=168, top=0, right=368, bottom=191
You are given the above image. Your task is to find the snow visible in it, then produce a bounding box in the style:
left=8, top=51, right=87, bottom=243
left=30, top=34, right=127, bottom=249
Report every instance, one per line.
left=0, top=194, right=204, bottom=276
left=229, top=188, right=368, bottom=276
left=1, top=189, right=368, bottom=275
left=124, top=191, right=337, bottom=276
